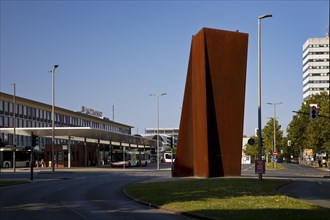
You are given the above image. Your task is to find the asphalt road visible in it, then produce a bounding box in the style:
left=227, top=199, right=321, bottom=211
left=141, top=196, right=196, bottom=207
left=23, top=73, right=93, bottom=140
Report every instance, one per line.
left=1, top=162, right=329, bottom=220
left=0, top=169, right=192, bottom=220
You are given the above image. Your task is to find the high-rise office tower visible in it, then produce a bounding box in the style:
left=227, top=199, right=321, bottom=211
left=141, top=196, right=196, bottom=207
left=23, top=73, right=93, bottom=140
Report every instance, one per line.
left=302, top=35, right=329, bottom=100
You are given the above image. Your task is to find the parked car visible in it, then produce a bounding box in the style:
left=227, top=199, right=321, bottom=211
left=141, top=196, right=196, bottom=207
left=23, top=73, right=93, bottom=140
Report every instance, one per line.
left=290, top=158, right=299, bottom=164
left=321, top=157, right=328, bottom=167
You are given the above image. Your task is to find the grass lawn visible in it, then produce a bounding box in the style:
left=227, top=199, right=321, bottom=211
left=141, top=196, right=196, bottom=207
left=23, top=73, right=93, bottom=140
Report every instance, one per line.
left=266, top=162, right=285, bottom=170
left=0, top=180, right=30, bottom=187
left=125, top=178, right=330, bottom=220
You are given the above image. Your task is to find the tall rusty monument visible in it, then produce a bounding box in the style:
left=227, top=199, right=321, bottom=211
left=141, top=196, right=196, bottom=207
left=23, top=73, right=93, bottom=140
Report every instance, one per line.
left=173, top=28, right=248, bottom=178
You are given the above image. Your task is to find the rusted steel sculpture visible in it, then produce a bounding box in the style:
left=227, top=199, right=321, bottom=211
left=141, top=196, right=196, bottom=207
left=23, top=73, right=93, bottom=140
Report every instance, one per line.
left=173, top=28, right=248, bottom=177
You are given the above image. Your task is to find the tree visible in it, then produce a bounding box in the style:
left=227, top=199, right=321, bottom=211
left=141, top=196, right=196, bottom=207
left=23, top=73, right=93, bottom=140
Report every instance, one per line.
left=262, top=118, right=284, bottom=154
left=287, top=92, right=330, bottom=156
left=244, top=136, right=258, bottom=161
left=287, top=114, right=308, bottom=157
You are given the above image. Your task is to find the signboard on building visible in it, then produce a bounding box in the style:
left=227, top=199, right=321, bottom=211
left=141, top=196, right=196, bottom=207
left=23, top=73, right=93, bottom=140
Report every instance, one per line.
left=80, top=106, right=103, bottom=118
left=303, top=148, right=313, bottom=156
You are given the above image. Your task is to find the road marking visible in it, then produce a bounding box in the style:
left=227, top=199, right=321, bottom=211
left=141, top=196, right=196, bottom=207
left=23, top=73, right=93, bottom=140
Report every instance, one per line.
left=242, top=164, right=254, bottom=171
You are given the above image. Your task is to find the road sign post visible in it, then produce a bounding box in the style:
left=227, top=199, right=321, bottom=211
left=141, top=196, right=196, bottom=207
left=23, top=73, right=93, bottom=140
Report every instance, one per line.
left=255, top=160, right=265, bottom=175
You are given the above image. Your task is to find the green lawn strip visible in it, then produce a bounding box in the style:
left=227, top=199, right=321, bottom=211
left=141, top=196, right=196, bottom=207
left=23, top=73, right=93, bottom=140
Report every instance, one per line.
left=266, top=162, right=285, bottom=170
left=0, top=180, right=30, bottom=186
left=125, top=178, right=329, bottom=220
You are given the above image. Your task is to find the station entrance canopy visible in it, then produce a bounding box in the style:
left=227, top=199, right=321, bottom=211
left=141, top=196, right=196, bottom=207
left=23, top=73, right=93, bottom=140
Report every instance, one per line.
left=0, top=127, right=158, bottom=148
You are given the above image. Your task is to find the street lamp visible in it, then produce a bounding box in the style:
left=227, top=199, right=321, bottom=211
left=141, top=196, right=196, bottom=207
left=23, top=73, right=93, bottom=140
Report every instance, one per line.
left=11, top=83, right=16, bottom=172
left=257, top=14, right=272, bottom=181
left=266, top=102, right=283, bottom=168
left=49, top=64, right=59, bottom=172
left=149, top=92, right=167, bottom=170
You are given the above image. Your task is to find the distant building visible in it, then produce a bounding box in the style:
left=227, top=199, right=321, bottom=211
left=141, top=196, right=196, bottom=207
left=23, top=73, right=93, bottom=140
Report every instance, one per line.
left=302, top=36, right=330, bottom=100
left=241, top=137, right=251, bottom=164
left=145, top=128, right=178, bottom=140
left=144, top=128, right=178, bottom=152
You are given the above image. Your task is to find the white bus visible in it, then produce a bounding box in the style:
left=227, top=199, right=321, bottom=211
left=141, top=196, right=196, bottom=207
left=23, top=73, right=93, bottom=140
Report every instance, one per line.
left=0, top=146, right=31, bottom=168
left=111, top=149, right=151, bottom=167
left=163, top=152, right=175, bottom=163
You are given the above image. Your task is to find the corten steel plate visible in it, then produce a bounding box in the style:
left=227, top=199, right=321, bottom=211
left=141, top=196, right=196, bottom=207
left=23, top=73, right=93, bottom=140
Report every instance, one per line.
left=173, top=28, right=248, bottom=177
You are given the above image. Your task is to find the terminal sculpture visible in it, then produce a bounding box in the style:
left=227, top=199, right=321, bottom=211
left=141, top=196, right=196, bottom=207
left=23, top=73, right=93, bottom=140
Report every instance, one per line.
left=173, top=28, right=249, bottom=177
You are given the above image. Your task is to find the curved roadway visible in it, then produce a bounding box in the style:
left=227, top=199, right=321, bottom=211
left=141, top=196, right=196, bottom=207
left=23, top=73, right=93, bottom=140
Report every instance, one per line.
left=0, top=169, right=192, bottom=220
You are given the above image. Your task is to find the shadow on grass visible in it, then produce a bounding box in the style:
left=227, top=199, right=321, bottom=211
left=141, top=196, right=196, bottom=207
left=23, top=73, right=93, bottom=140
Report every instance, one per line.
left=126, top=178, right=330, bottom=220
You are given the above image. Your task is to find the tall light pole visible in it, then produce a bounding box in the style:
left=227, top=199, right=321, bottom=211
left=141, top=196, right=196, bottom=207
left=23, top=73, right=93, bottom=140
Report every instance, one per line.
left=258, top=14, right=272, bottom=180
left=150, top=92, right=167, bottom=170
left=50, top=64, right=59, bottom=172
left=11, top=83, right=16, bottom=172
left=266, top=102, right=282, bottom=168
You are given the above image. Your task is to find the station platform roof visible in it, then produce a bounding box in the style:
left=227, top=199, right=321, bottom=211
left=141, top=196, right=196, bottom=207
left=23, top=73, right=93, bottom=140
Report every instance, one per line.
left=0, top=127, right=157, bottom=147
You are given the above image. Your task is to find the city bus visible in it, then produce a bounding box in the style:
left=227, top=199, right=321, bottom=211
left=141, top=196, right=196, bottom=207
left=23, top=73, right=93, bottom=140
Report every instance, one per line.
left=0, top=146, right=31, bottom=168
left=163, top=152, right=175, bottom=163
left=111, top=149, right=151, bottom=167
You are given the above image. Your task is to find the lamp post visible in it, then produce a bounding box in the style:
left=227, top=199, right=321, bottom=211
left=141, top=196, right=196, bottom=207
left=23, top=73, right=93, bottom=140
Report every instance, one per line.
left=149, top=93, right=167, bottom=170
left=11, top=83, right=16, bottom=172
left=258, top=14, right=272, bottom=181
left=50, top=64, right=59, bottom=172
left=266, top=102, right=282, bottom=168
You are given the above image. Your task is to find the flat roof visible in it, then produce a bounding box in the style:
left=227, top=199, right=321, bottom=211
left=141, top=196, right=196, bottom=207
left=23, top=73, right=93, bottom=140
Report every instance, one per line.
left=0, top=127, right=157, bottom=147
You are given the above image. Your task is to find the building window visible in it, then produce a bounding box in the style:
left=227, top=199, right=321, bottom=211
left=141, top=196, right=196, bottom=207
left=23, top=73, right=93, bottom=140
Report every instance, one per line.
left=23, top=106, right=27, bottom=117
left=4, top=101, right=8, bottom=113
left=4, top=117, right=8, bottom=127
left=32, top=108, right=36, bottom=119
left=9, top=103, right=13, bottom=114
left=0, top=116, right=3, bottom=127
left=18, top=105, right=22, bottom=116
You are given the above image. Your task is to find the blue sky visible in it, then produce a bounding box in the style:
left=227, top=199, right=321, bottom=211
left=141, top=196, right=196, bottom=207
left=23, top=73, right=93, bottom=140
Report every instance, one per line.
left=1, top=0, right=329, bottom=137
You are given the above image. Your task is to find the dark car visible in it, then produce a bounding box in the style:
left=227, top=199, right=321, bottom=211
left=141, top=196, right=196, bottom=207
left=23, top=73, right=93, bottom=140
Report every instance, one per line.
left=290, top=158, right=299, bottom=164
left=277, top=158, right=283, bottom=163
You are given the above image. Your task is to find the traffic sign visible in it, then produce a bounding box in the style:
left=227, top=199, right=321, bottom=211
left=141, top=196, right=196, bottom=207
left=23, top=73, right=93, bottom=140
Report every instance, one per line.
left=248, top=138, right=255, bottom=145
left=255, top=160, right=265, bottom=174
left=273, top=151, right=278, bottom=156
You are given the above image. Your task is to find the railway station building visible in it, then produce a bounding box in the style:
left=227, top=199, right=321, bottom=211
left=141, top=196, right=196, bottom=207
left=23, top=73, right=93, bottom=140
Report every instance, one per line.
left=0, top=92, right=158, bottom=168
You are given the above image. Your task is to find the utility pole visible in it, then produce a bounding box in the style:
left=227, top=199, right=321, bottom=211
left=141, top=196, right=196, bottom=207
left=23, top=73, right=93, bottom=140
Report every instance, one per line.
left=112, top=105, right=115, bottom=121
left=267, top=102, right=283, bottom=169
left=257, top=14, right=272, bottom=180
left=11, top=83, right=16, bottom=172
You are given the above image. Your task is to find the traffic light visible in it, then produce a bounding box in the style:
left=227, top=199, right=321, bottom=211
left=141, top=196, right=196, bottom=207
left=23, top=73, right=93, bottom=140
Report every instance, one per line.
left=167, top=136, right=173, bottom=148
left=32, top=135, right=39, bottom=147
left=309, top=104, right=318, bottom=120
